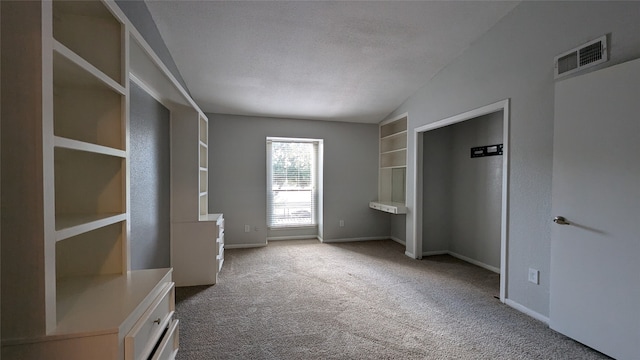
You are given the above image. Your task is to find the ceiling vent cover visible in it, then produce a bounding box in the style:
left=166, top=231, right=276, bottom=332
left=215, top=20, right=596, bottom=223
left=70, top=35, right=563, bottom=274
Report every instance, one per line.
left=554, top=35, right=608, bottom=79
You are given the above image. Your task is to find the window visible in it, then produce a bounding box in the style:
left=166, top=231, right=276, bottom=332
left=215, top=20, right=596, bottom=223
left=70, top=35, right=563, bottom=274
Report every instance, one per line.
left=267, top=137, right=322, bottom=228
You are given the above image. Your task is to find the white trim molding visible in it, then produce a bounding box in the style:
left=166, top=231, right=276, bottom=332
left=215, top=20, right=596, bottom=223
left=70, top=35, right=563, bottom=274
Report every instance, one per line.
left=505, top=299, right=550, bottom=325
left=390, top=237, right=406, bottom=246
left=413, top=99, right=510, bottom=302
left=224, top=243, right=268, bottom=249
left=422, top=251, right=500, bottom=274
left=321, top=236, right=388, bottom=243
left=448, top=252, right=500, bottom=274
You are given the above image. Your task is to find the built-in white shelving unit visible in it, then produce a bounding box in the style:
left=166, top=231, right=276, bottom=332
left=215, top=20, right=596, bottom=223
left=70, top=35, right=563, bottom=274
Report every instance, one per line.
left=1, top=1, right=192, bottom=358
left=170, top=110, right=224, bottom=287
left=370, top=115, right=408, bottom=214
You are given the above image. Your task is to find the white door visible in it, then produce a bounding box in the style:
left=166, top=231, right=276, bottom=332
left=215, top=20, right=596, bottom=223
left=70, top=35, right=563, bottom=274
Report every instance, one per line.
left=550, top=58, right=640, bottom=359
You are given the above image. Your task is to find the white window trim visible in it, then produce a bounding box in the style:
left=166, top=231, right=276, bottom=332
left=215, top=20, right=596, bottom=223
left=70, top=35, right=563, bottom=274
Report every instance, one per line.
left=266, top=137, right=323, bottom=230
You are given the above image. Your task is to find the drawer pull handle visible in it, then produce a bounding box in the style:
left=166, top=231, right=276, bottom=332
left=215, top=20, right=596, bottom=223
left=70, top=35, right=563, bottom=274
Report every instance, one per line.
left=153, top=318, right=161, bottom=325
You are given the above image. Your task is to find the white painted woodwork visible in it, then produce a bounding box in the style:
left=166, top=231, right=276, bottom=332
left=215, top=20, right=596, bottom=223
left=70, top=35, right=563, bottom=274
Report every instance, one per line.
left=170, top=107, right=208, bottom=222
left=125, top=282, right=175, bottom=360
left=169, top=101, right=224, bottom=287
left=368, top=201, right=407, bottom=215
left=0, top=0, right=193, bottom=357
left=550, top=58, right=640, bottom=360
left=171, top=214, right=224, bottom=287
left=373, top=114, right=408, bottom=213
left=52, top=0, right=123, bottom=85
left=150, top=319, right=179, bottom=360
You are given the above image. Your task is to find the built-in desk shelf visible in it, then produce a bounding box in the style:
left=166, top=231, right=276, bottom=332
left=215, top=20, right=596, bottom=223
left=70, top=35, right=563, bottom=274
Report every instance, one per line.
left=369, top=201, right=407, bottom=214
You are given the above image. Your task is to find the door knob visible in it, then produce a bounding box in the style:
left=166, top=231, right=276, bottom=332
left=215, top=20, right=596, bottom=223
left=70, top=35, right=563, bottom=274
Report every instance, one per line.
left=553, top=216, right=570, bottom=225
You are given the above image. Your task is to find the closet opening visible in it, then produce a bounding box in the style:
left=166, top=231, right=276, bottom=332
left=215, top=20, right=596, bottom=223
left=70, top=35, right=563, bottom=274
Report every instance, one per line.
left=413, top=100, right=509, bottom=302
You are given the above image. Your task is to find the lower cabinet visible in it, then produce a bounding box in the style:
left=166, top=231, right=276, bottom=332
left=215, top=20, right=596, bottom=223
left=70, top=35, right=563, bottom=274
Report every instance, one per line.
left=172, top=213, right=224, bottom=287
left=125, top=282, right=177, bottom=360
left=1, top=269, right=177, bottom=360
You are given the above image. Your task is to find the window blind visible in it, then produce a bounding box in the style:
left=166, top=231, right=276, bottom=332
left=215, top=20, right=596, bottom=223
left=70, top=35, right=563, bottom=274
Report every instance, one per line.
left=267, top=138, right=320, bottom=228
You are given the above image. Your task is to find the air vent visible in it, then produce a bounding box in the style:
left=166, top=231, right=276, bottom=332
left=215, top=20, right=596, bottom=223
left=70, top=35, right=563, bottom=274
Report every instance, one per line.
left=554, top=35, right=608, bottom=79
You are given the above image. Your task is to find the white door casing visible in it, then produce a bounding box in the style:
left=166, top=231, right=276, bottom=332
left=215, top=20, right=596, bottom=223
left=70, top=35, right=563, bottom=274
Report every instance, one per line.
left=550, top=58, right=640, bottom=360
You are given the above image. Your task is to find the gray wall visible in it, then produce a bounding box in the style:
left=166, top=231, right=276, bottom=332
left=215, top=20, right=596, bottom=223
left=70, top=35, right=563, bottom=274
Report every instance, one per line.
left=450, top=113, right=502, bottom=269
left=386, top=1, right=640, bottom=317
left=115, top=0, right=190, bottom=96
left=130, top=82, right=171, bottom=270
left=207, top=113, right=389, bottom=246
left=421, top=112, right=502, bottom=269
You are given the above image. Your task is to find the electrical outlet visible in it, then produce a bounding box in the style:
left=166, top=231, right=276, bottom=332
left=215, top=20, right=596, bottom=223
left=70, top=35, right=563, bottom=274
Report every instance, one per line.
left=339, top=220, right=344, bottom=227
left=254, top=226, right=259, bottom=232
left=244, top=225, right=250, bottom=233
left=528, top=268, right=539, bottom=285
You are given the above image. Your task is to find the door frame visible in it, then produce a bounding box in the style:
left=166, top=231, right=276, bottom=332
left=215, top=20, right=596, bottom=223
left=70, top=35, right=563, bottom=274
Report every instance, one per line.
left=412, top=99, right=510, bottom=302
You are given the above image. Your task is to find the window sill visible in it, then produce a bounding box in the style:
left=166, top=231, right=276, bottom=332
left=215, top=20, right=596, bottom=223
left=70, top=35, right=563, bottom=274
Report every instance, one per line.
left=268, top=225, right=318, bottom=230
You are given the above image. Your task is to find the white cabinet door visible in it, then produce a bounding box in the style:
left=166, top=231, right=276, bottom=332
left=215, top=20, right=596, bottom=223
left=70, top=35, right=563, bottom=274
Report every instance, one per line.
left=550, top=58, right=640, bottom=360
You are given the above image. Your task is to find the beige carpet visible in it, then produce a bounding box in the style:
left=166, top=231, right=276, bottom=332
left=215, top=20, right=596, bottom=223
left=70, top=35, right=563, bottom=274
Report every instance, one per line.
left=175, top=239, right=609, bottom=359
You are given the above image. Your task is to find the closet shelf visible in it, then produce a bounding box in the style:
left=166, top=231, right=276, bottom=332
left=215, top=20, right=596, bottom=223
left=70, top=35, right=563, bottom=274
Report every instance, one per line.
left=199, top=141, right=208, bottom=148
left=53, top=40, right=125, bottom=95
left=54, top=136, right=126, bottom=158
left=55, top=213, right=126, bottom=241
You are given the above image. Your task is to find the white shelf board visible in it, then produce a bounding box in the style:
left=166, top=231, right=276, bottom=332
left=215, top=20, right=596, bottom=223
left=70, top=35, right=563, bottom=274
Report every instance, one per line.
left=199, top=141, right=208, bottom=148
left=54, top=136, right=126, bottom=158
left=380, top=165, right=407, bottom=170
left=199, top=167, right=208, bottom=172
left=55, top=213, right=126, bottom=241
left=200, top=213, right=222, bottom=223
left=369, top=201, right=407, bottom=214
left=53, top=40, right=125, bottom=95
left=380, top=130, right=408, bottom=141
left=380, top=148, right=407, bottom=155
left=54, top=268, right=172, bottom=336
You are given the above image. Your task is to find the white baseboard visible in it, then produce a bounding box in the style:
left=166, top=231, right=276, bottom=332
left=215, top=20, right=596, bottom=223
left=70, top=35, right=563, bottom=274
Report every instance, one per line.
left=505, top=299, right=549, bottom=325
left=448, top=251, right=500, bottom=274
left=422, top=250, right=448, bottom=256
left=405, top=251, right=416, bottom=258
left=322, top=236, right=388, bottom=243
left=390, top=236, right=406, bottom=246
left=224, top=243, right=267, bottom=249
left=422, top=250, right=500, bottom=274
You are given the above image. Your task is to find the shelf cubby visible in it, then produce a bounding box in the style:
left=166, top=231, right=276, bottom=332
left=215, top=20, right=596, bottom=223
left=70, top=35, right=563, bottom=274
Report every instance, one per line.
left=53, top=50, right=124, bottom=150
left=380, top=149, right=407, bottom=168
left=199, top=116, right=208, bottom=144
left=53, top=0, right=123, bottom=85
left=54, top=148, right=125, bottom=232
left=199, top=194, right=208, bottom=217
left=380, top=117, right=407, bottom=138
left=56, top=222, right=124, bottom=279
left=381, top=132, right=407, bottom=153
left=200, top=144, right=208, bottom=168
left=199, top=169, right=208, bottom=194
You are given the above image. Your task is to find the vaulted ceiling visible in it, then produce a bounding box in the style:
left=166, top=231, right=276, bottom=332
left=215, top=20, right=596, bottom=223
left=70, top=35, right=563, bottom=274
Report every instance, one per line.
left=146, top=1, right=519, bottom=123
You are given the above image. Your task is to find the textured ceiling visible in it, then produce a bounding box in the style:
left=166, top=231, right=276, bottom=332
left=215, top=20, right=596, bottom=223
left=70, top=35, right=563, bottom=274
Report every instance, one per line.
left=146, top=1, right=519, bottom=123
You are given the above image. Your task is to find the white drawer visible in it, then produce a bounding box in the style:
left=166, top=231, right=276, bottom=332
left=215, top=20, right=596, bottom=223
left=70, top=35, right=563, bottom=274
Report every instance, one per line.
left=150, top=319, right=179, bottom=360
left=125, top=282, right=175, bottom=360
